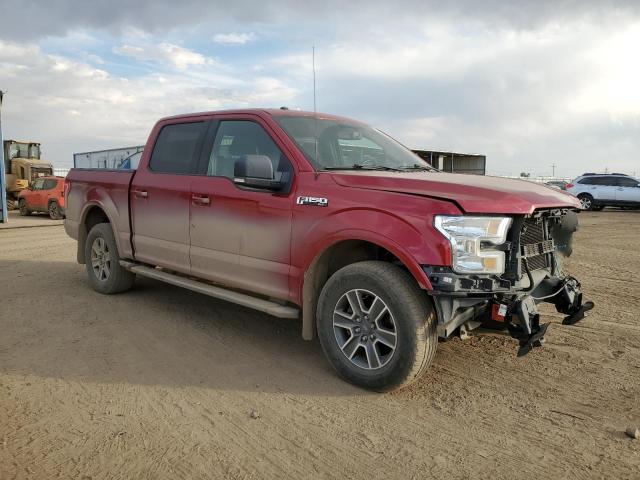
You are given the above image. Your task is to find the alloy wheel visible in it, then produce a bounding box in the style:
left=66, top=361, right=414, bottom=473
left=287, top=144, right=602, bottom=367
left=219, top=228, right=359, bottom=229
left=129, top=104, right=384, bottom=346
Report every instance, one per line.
left=333, top=289, right=397, bottom=370
left=90, top=237, right=112, bottom=281
left=579, top=196, right=592, bottom=210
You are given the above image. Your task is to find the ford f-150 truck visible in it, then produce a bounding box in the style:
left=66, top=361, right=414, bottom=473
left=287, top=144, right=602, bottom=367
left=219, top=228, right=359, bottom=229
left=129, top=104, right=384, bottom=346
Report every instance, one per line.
left=64, top=109, right=593, bottom=391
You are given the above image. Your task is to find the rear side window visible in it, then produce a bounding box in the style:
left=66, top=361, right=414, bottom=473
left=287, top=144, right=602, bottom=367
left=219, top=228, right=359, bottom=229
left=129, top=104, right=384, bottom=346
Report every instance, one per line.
left=596, top=177, right=617, bottom=186
left=149, top=122, right=206, bottom=174
left=579, top=177, right=615, bottom=186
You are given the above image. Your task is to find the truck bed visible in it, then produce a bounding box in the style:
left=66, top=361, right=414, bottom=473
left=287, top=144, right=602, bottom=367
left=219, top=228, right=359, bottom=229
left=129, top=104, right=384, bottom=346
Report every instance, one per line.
left=64, top=168, right=135, bottom=261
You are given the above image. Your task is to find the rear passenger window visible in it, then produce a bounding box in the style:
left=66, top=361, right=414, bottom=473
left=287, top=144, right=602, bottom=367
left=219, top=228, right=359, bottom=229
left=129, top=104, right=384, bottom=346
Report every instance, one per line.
left=581, top=177, right=615, bottom=186
left=149, top=122, right=206, bottom=174
left=207, top=121, right=290, bottom=180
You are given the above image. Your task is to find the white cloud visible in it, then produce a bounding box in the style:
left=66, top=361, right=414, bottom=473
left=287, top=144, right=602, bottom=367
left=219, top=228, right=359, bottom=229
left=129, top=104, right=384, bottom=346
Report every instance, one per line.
left=114, top=42, right=217, bottom=70
left=0, top=40, right=298, bottom=168
left=213, top=32, right=256, bottom=45
left=2, top=5, right=640, bottom=178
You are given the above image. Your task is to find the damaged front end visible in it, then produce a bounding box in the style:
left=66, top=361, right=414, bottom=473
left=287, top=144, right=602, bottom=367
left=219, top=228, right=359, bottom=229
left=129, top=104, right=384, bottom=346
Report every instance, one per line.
left=427, top=209, right=594, bottom=357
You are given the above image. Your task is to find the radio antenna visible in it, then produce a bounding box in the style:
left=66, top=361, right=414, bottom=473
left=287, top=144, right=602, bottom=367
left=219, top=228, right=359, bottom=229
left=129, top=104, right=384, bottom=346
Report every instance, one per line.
left=312, top=46, right=319, bottom=177
left=312, top=46, right=317, bottom=114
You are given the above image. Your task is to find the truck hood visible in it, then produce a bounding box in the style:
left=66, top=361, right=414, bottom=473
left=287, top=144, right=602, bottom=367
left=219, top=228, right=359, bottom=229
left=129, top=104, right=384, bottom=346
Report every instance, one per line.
left=330, top=171, right=581, bottom=215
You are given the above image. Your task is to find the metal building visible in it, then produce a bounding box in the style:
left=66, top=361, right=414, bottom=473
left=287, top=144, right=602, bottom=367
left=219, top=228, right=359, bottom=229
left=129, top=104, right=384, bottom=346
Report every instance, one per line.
left=412, top=149, right=486, bottom=175
left=73, top=145, right=144, bottom=169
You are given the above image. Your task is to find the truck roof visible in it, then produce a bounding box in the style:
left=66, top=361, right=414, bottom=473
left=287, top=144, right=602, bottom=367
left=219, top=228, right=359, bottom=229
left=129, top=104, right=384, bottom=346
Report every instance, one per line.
left=158, top=108, right=366, bottom=125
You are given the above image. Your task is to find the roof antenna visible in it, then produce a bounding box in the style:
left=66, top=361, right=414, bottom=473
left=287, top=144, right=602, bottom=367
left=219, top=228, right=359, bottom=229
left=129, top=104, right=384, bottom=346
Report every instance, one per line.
left=312, top=46, right=317, bottom=115
left=312, top=46, right=320, bottom=179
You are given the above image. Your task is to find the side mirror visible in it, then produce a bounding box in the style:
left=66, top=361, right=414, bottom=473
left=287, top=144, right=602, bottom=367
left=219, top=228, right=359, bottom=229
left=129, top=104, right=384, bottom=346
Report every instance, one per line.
left=233, top=155, right=289, bottom=191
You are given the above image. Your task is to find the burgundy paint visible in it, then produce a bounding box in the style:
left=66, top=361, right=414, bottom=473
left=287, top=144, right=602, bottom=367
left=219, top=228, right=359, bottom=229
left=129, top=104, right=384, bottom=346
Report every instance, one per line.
left=64, top=109, right=582, bottom=307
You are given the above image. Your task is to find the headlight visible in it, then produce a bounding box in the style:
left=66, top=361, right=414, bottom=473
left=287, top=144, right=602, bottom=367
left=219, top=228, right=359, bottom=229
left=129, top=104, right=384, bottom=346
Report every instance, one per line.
left=434, top=216, right=512, bottom=274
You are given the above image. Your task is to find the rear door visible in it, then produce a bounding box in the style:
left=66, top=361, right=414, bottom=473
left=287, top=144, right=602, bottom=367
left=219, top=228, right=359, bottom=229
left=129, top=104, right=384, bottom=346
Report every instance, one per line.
left=130, top=120, right=208, bottom=274
left=189, top=116, right=295, bottom=301
left=614, top=176, right=640, bottom=204
left=589, top=177, right=617, bottom=201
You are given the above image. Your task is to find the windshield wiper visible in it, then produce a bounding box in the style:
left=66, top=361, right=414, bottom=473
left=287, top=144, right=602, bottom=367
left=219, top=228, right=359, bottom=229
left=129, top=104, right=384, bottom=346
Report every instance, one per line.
left=398, top=164, right=434, bottom=172
left=323, top=164, right=403, bottom=172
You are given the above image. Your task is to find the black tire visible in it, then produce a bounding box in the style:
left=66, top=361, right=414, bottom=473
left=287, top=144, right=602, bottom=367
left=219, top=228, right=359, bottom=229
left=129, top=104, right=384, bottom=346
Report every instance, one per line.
left=577, top=193, right=595, bottom=211
left=591, top=205, right=604, bottom=211
left=18, top=199, right=30, bottom=216
left=48, top=201, right=64, bottom=220
left=84, top=223, right=135, bottom=294
left=316, top=261, right=437, bottom=392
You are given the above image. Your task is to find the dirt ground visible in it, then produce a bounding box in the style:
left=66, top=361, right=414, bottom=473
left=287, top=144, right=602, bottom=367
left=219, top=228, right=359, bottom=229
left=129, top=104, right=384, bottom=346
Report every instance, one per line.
left=1, top=211, right=639, bottom=479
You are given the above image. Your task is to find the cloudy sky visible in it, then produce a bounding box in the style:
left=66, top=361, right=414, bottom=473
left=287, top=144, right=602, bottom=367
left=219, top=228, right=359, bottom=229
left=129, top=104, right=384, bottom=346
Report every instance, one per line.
left=0, top=0, right=638, bottom=177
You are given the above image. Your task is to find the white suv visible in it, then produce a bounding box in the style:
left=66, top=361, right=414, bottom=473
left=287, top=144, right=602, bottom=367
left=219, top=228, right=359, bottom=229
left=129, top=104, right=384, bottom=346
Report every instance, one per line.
left=566, top=173, right=640, bottom=210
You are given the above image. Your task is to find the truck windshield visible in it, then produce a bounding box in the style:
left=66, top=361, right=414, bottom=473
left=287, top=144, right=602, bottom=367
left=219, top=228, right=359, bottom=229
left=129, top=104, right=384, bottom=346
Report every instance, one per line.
left=275, top=116, right=434, bottom=172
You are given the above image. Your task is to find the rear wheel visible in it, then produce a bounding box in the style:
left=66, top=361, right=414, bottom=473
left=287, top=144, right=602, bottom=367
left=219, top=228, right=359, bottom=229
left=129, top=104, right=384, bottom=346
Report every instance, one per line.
left=18, top=199, right=30, bottom=216
left=48, top=201, right=64, bottom=220
left=578, top=193, right=595, bottom=211
left=85, top=223, right=135, bottom=294
left=316, top=261, right=437, bottom=392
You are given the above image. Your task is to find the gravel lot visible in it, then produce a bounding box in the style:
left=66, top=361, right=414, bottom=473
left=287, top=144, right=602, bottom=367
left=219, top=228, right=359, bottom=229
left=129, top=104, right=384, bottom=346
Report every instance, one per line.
left=1, top=211, right=639, bottom=479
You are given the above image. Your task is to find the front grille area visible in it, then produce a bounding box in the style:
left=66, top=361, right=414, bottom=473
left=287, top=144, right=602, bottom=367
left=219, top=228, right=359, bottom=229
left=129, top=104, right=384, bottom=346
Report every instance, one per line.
left=520, top=219, right=549, bottom=271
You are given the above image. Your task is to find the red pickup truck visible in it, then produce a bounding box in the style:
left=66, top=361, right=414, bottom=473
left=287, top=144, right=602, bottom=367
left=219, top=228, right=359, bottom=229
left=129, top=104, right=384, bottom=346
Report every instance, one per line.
left=64, top=109, right=593, bottom=391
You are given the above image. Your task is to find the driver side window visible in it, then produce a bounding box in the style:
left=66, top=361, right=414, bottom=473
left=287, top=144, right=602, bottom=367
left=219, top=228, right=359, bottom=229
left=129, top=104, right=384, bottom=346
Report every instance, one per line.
left=207, top=121, right=289, bottom=180
left=32, top=179, right=45, bottom=190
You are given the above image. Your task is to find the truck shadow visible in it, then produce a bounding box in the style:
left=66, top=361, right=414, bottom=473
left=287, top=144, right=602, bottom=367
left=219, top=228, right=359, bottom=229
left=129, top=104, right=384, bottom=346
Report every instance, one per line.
left=0, top=258, right=518, bottom=398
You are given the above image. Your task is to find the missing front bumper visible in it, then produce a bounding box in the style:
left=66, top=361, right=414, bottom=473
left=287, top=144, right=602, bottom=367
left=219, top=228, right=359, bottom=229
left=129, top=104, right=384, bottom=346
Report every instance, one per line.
left=431, top=275, right=594, bottom=357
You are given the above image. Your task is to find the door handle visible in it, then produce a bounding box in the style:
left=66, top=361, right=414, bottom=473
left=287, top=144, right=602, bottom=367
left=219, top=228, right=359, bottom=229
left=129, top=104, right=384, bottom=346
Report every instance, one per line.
left=133, top=190, right=148, bottom=198
left=191, top=194, right=210, bottom=206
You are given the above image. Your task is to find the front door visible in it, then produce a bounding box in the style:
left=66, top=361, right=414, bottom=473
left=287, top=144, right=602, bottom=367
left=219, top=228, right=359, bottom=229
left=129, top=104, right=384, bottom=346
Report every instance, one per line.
left=29, top=178, right=47, bottom=210
left=131, top=120, right=208, bottom=274
left=615, top=176, right=640, bottom=205
left=189, top=117, right=295, bottom=301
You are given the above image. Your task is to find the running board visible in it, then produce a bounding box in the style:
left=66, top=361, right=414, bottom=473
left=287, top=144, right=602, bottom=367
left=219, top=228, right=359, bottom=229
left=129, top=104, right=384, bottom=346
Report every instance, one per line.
left=119, top=261, right=300, bottom=319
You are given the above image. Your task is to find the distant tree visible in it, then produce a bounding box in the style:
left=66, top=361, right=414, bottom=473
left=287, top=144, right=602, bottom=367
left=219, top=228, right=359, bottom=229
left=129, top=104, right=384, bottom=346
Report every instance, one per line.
left=520, top=172, right=531, bottom=178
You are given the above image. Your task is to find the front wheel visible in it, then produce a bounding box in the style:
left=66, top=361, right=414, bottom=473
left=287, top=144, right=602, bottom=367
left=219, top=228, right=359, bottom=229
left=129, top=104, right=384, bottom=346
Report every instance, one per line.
left=84, top=223, right=135, bottom=294
left=316, top=261, right=437, bottom=392
left=578, top=193, right=595, bottom=211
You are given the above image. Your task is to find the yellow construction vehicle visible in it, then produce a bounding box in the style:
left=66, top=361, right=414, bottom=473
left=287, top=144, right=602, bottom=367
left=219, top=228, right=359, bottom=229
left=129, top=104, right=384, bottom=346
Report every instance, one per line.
left=3, top=140, right=53, bottom=208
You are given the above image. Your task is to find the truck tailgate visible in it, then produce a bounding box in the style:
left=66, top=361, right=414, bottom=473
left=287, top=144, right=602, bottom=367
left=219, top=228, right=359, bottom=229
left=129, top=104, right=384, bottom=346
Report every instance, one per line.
left=64, top=168, right=135, bottom=261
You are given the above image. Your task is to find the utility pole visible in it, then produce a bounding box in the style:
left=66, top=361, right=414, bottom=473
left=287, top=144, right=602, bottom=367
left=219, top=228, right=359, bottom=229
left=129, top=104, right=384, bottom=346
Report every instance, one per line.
left=551, top=163, right=556, bottom=178
left=0, top=90, right=7, bottom=223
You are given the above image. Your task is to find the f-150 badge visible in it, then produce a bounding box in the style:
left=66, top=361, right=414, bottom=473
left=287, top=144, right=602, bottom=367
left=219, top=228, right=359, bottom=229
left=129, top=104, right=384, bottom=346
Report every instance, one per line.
left=297, top=196, right=328, bottom=207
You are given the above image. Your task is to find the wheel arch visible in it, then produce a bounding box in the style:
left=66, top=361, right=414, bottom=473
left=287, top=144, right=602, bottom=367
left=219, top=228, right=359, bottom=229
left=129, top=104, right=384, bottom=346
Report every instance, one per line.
left=77, top=203, right=114, bottom=264
left=300, top=234, right=433, bottom=340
